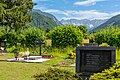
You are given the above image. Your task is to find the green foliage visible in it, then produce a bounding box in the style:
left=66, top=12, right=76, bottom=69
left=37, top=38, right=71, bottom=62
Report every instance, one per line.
left=2, top=30, right=18, bottom=47
left=45, top=28, right=51, bottom=39
left=0, top=27, right=4, bottom=37
left=92, top=26, right=120, bottom=48
left=33, top=67, right=79, bottom=80
left=77, top=25, right=88, bottom=38
left=24, top=27, right=44, bottom=47
left=68, top=49, right=76, bottom=59
left=0, top=27, right=44, bottom=48
left=90, top=62, right=120, bottom=80
left=99, top=43, right=110, bottom=47
left=0, top=0, right=34, bottom=32
left=50, top=25, right=83, bottom=48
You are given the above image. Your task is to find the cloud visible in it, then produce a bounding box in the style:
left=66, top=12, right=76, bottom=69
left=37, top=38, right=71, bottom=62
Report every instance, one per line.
left=39, top=0, right=48, bottom=1
left=44, top=9, right=69, bottom=16
left=42, top=9, right=120, bottom=20
left=33, top=6, right=120, bottom=20
left=32, top=0, right=48, bottom=2
left=74, top=0, right=106, bottom=6
left=61, top=10, right=110, bottom=20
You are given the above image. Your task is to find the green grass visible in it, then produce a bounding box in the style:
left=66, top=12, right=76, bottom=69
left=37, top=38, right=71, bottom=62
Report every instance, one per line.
left=0, top=62, right=50, bottom=80
left=0, top=47, right=75, bottom=80
left=1, top=47, right=120, bottom=80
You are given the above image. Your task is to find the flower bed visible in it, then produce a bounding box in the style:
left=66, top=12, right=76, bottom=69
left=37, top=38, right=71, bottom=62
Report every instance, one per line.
left=42, top=54, right=54, bottom=59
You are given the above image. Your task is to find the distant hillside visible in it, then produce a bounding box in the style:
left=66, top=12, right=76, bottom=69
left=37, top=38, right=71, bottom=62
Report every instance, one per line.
left=29, top=9, right=62, bottom=29
left=91, top=14, right=120, bottom=32
left=61, top=19, right=107, bottom=30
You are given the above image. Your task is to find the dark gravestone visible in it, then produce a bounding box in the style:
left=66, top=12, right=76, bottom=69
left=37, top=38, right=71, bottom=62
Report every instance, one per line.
left=76, top=46, right=116, bottom=79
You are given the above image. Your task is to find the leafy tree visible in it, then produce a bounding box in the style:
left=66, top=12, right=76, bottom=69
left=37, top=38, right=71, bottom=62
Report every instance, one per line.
left=2, top=30, right=18, bottom=47
left=24, top=27, right=44, bottom=47
left=50, top=25, right=83, bottom=48
left=0, top=0, right=34, bottom=33
left=77, top=25, right=88, bottom=38
left=93, top=26, right=120, bottom=48
left=45, top=28, right=51, bottom=39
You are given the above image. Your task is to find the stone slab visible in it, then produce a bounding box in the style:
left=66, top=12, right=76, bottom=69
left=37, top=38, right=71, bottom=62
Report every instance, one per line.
left=7, top=56, right=50, bottom=63
left=76, top=46, right=116, bottom=75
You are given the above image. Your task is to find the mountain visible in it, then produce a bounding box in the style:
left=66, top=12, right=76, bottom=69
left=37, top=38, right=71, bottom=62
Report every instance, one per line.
left=91, top=14, right=120, bottom=32
left=60, top=19, right=107, bottom=31
left=29, top=9, right=62, bottom=29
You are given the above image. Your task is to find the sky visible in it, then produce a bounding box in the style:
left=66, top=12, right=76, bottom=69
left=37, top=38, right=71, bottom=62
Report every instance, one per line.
left=32, top=0, right=120, bottom=21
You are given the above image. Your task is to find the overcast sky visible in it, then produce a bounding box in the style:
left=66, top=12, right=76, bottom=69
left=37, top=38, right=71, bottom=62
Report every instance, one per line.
left=33, top=0, right=120, bottom=20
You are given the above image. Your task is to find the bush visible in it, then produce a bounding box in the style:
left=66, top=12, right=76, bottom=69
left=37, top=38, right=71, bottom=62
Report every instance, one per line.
left=0, top=27, right=44, bottom=48
left=99, top=43, right=110, bottom=47
left=24, top=27, right=44, bottom=47
left=50, top=25, right=83, bottom=48
left=90, top=62, right=120, bottom=80
left=33, top=67, right=80, bottom=80
left=68, top=49, right=76, bottom=59
left=91, top=26, right=120, bottom=48
left=2, top=30, right=18, bottom=47
left=77, top=25, right=88, bottom=39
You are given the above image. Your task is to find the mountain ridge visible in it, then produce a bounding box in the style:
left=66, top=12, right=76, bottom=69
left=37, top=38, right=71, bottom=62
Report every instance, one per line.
left=60, top=19, right=107, bottom=31
left=91, top=14, right=120, bottom=32
left=29, top=9, right=62, bottom=29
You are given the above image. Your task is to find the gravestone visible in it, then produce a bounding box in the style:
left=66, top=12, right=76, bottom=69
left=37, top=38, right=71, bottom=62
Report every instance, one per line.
left=76, top=46, right=116, bottom=79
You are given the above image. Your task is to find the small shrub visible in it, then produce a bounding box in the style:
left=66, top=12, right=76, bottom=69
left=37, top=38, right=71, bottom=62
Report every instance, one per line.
left=90, top=62, right=120, bottom=80
left=68, top=49, right=76, bottom=59
left=99, top=43, right=110, bottom=47
left=33, top=67, right=80, bottom=80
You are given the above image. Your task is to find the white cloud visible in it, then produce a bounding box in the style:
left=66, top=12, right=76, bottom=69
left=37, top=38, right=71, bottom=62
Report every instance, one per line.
left=43, top=9, right=120, bottom=20
left=61, top=10, right=110, bottom=20
left=74, top=0, right=106, bottom=6
left=44, top=9, right=69, bottom=16
left=33, top=6, right=120, bottom=20
left=32, top=0, right=47, bottom=2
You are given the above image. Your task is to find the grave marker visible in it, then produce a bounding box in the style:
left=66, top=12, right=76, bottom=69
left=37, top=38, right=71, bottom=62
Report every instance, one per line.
left=76, top=46, right=116, bottom=77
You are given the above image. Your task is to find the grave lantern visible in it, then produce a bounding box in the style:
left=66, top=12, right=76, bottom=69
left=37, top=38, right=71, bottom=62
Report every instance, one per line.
left=0, top=38, right=7, bottom=52
left=35, top=38, right=45, bottom=56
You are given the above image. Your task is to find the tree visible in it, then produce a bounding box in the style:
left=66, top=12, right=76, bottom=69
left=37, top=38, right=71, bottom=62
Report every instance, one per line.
left=24, top=27, right=44, bottom=47
left=0, top=0, right=34, bottom=33
left=50, top=25, right=83, bottom=48
left=77, top=25, right=88, bottom=38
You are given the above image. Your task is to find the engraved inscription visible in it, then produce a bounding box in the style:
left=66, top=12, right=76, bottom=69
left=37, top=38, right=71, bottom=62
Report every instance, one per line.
left=80, top=50, right=111, bottom=72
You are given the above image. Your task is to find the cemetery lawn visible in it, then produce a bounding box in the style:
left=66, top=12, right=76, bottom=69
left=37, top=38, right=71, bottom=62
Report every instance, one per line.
left=0, top=48, right=120, bottom=80
left=0, top=53, right=75, bottom=80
